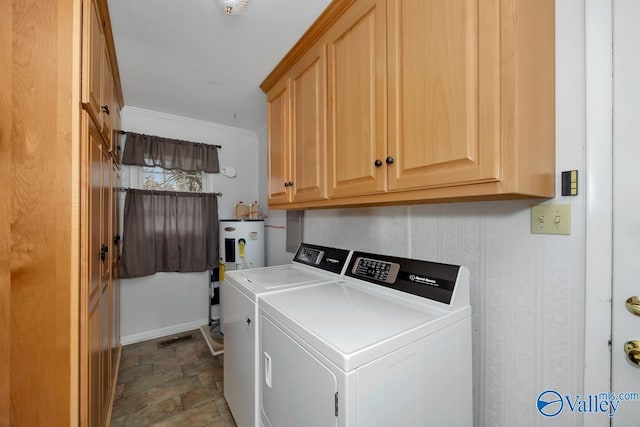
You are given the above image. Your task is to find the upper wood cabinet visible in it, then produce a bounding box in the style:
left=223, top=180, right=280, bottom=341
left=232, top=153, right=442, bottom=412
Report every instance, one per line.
left=266, top=79, right=290, bottom=205
left=82, top=0, right=121, bottom=156
left=261, top=0, right=555, bottom=209
left=83, top=0, right=103, bottom=124
left=326, top=0, right=387, bottom=198
left=266, top=44, right=328, bottom=205
left=387, top=0, right=500, bottom=191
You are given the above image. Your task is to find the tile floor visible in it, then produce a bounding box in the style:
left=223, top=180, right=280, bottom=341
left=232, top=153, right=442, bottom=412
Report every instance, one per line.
left=110, top=330, right=237, bottom=427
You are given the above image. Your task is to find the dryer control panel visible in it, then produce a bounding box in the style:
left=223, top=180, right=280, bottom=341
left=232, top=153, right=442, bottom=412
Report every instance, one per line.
left=346, top=251, right=462, bottom=305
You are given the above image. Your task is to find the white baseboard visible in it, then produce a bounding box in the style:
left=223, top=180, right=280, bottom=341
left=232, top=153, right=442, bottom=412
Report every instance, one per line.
left=120, top=318, right=209, bottom=346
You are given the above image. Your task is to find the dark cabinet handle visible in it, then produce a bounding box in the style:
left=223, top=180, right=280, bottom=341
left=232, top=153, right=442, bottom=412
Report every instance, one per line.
left=100, top=244, right=109, bottom=262
left=385, top=156, right=394, bottom=165
left=284, top=181, right=294, bottom=187
left=288, top=181, right=294, bottom=187
left=284, top=182, right=289, bottom=187
left=116, top=145, right=122, bottom=151
left=102, top=105, right=110, bottom=115
left=374, top=159, right=382, bottom=167
left=114, top=234, right=121, bottom=245
left=246, top=318, right=252, bottom=326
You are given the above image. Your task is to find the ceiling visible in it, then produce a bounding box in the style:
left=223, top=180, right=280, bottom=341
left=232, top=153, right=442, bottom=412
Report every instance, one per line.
left=108, top=0, right=332, bottom=132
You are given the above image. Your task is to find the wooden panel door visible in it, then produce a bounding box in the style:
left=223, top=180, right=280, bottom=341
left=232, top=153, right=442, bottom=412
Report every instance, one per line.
left=111, top=166, right=120, bottom=373
left=82, top=0, right=103, bottom=125
left=326, top=0, right=387, bottom=198
left=101, top=148, right=112, bottom=283
left=100, top=281, right=111, bottom=417
left=87, top=295, right=102, bottom=427
left=112, top=100, right=122, bottom=163
left=88, top=121, right=103, bottom=300
left=101, top=46, right=113, bottom=150
left=290, top=46, right=327, bottom=203
left=267, top=79, right=291, bottom=205
left=386, top=0, right=500, bottom=191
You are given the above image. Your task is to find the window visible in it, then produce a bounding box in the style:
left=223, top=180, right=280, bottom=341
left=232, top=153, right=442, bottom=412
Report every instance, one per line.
left=143, top=166, right=203, bottom=192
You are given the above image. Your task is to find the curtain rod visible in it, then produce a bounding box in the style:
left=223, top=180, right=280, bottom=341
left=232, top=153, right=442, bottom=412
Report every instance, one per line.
left=118, top=130, right=222, bottom=149
left=118, top=187, right=222, bottom=197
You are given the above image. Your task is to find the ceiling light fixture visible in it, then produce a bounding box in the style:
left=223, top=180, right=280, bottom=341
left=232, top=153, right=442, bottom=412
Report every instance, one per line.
left=217, top=0, right=250, bottom=15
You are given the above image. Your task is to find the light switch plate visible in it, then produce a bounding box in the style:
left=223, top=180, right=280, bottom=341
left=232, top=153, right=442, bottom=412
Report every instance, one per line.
left=531, top=204, right=571, bottom=235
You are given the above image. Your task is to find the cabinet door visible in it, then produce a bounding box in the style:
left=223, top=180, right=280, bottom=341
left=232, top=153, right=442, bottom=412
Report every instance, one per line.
left=267, top=79, right=291, bottom=205
left=386, top=0, right=500, bottom=190
left=326, top=0, right=387, bottom=198
left=101, top=47, right=114, bottom=150
left=101, top=149, right=112, bottom=283
left=112, top=101, right=122, bottom=163
left=88, top=121, right=103, bottom=300
left=100, top=281, right=111, bottom=416
left=111, top=166, right=120, bottom=371
left=87, top=295, right=102, bottom=427
left=290, top=46, right=327, bottom=203
left=82, top=0, right=103, bottom=125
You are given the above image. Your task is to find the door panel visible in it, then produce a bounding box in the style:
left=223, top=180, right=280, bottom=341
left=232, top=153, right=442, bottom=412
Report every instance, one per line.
left=88, top=124, right=102, bottom=299
left=101, top=46, right=113, bottom=150
left=101, top=149, right=111, bottom=282
left=82, top=0, right=103, bottom=124
left=612, top=1, right=640, bottom=424
left=261, top=315, right=337, bottom=427
left=267, top=80, right=291, bottom=205
left=291, top=47, right=327, bottom=203
left=387, top=0, right=500, bottom=190
left=88, top=296, right=101, bottom=427
left=327, top=0, right=387, bottom=198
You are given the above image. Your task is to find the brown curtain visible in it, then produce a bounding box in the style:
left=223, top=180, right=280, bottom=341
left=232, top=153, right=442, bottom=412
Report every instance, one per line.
left=120, top=189, right=219, bottom=278
left=122, top=132, right=220, bottom=173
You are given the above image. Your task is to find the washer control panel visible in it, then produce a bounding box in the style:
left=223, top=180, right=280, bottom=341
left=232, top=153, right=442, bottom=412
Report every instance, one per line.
left=297, top=247, right=324, bottom=265
left=352, top=257, right=400, bottom=284
left=293, top=243, right=351, bottom=275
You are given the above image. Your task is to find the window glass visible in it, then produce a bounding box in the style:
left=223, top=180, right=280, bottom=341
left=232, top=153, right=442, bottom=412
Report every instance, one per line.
left=142, top=166, right=203, bottom=192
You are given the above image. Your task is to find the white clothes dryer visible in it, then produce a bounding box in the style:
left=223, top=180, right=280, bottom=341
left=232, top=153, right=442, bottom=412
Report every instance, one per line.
left=221, top=243, right=352, bottom=427
left=258, top=251, right=472, bottom=427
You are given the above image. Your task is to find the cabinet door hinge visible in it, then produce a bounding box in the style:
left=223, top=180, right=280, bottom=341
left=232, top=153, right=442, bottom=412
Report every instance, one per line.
left=335, top=392, right=339, bottom=417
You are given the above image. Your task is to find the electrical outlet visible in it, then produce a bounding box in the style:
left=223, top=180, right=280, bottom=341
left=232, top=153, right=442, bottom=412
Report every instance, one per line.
left=531, top=204, right=571, bottom=235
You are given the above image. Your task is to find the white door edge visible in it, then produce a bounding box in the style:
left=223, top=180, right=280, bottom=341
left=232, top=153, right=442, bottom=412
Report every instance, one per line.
left=584, top=1, right=613, bottom=427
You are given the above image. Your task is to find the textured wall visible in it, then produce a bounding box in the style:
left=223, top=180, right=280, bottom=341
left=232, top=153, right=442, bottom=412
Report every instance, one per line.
left=305, top=200, right=585, bottom=426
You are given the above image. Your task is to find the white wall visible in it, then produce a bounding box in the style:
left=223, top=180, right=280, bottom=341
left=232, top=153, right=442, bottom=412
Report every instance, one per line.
left=119, top=107, right=259, bottom=344
left=264, top=1, right=587, bottom=426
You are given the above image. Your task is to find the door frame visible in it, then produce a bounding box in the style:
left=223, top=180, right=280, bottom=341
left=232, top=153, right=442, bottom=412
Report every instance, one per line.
left=584, top=1, right=613, bottom=426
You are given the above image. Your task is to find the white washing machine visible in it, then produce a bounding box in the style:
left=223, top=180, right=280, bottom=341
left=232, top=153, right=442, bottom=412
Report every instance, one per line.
left=221, top=243, right=352, bottom=427
left=258, top=251, right=472, bottom=427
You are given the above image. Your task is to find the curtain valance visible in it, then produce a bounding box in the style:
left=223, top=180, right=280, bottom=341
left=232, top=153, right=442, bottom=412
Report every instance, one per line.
left=122, top=132, right=220, bottom=173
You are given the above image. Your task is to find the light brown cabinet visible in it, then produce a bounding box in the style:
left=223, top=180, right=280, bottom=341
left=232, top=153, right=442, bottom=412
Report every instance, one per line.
left=4, top=0, right=123, bottom=424
left=82, top=0, right=117, bottom=151
left=81, top=0, right=123, bottom=424
left=326, top=0, right=387, bottom=198
left=266, top=44, right=328, bottom=205
left=261, top=0, right=555, bottom=209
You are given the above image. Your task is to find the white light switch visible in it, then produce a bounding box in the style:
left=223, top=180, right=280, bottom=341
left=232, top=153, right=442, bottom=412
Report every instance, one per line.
left=531, top=204, right=571, bottom=235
